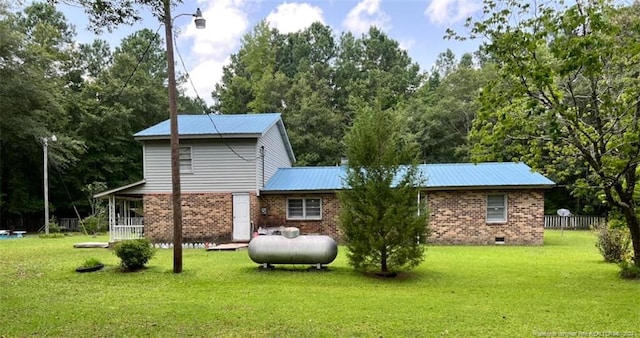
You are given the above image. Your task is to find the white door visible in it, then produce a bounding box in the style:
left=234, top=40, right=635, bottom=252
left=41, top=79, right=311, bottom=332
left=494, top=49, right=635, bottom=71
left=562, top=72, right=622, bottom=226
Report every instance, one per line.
left=232, top=194, right=251, bottom=241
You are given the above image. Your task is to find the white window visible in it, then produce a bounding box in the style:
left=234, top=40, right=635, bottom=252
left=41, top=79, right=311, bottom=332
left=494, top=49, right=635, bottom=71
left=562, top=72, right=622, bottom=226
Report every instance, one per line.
left=487, top=194, right=507, bottom=223
left=287, top=198, right=322, bottom=220
left=179, top=146, right=192, bottom=173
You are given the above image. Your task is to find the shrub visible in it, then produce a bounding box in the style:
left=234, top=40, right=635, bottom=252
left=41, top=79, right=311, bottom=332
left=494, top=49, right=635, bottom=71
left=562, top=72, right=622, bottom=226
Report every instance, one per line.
left=618, top=260, right=640, bottom=279
left=82, top=214, right=107, bottom=235
left=594, top=221, right=630, bottom=263
left=48, top=217, right=61, bottom=233
left=113, top=238, right=155, bottom=271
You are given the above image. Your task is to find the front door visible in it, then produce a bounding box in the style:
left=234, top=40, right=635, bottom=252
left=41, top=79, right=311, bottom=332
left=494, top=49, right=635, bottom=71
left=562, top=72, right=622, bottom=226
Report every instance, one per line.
left=232, top=193, right=251, bottom=241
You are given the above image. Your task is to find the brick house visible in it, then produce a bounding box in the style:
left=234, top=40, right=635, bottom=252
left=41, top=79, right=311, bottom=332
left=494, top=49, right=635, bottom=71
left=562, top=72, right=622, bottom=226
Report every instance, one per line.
left=97, top=114, right=555, bottom=245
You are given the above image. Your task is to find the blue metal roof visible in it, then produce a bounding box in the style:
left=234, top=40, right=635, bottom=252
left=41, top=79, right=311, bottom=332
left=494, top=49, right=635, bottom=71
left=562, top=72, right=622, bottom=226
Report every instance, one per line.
left=262, top=162, right=555, bottom=192
left=263, top=167, right=345, bottom=191
left=134, top=113, right=282, bottom=138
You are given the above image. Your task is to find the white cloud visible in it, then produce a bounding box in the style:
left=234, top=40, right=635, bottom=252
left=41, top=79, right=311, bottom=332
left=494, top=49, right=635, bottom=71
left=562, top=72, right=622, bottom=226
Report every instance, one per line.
left=425, top=0, right=482, bottom=26
left=266, top=2, right=324, bottom=34
left=342, top=0, right=390, bottom=35
left=178, top=0, right=251, bottom=105
left=398, top=38, right=415, bottom=52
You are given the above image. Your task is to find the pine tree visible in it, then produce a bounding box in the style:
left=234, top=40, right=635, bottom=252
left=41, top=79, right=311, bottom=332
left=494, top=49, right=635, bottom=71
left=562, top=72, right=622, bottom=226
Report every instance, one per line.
left=338, top=105, right=429, bottom=276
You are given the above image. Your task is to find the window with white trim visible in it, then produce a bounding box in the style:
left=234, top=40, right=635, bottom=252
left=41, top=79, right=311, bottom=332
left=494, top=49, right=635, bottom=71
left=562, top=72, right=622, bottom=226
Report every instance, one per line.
left=287, top=198, right=322, bottom=220
left=179, top=146, right=192, bottom=173
left=487, top=194, right=507, bottom=223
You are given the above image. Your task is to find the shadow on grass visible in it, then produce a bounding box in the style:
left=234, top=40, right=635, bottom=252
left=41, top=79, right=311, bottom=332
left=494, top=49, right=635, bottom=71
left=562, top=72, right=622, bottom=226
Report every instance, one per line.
left=239, top=264, right=443, bottom=284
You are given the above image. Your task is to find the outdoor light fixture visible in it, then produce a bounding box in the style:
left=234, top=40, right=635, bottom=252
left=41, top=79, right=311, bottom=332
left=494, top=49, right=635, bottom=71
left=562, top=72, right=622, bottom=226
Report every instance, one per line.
left=194, top=8, right=206, bottom=29
left=163, top=1, right=206, bottom=273
left=43, top=134, right=57, bottom=235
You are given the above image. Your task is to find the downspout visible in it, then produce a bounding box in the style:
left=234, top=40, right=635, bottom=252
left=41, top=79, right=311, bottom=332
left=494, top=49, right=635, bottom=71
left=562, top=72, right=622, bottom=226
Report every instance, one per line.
left=261, top=146, right=265, bottom=187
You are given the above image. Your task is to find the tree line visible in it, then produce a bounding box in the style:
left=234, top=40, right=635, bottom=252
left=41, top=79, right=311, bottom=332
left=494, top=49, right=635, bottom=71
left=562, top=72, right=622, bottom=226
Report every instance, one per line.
left=0, top=1, right=203, bottom=228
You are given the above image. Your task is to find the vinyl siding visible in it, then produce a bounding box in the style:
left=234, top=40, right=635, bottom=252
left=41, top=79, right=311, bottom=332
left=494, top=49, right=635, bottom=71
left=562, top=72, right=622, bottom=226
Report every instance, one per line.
left=257, top=123, right=293, bottom=188
left=142, top=139, right=257, bottom=193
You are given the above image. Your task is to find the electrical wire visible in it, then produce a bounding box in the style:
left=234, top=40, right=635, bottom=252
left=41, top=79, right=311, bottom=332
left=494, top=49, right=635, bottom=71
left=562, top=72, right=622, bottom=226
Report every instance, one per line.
left=173, top=33, right=256, bottom=163
left=51, top=160, right=88, bottom=235
left=112, top=24, right=163, bottom=101
left=173, top=33, right=205, bottom=112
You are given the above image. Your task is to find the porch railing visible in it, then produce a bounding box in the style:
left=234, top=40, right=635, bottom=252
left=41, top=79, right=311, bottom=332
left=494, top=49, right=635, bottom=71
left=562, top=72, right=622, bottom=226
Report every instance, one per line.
left=110, top=217, right=144, bottom=242
left=544, top=215, right=606, bottom=230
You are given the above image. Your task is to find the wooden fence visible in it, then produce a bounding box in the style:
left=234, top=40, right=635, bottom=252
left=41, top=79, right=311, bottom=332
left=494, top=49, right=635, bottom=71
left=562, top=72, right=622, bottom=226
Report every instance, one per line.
left=58, top=218, right=81, bottom=231
left=544, top=215, right=606, bottom=230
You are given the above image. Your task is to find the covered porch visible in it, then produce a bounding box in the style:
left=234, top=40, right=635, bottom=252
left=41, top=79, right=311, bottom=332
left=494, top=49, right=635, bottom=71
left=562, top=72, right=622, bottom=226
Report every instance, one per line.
left=94, top=180, right=146, bottom=242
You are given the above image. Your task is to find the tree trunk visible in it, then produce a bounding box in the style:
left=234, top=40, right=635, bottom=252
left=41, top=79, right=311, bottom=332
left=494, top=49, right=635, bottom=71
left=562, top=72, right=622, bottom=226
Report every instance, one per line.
left=621, top=206, right=640, bottom=266
left=380, top=246, right=388, bottom=273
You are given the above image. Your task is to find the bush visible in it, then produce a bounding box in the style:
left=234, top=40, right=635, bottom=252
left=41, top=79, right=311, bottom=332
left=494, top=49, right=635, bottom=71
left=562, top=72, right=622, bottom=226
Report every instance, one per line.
left=618, top=260, right=640, bottom=279
left=48, top=217, right=61, bottom=233
left=82, top=214, right=107, bottom=234
left=594, top=221, right=630, bottom=263
left=113, top=238, right=155, bottom=270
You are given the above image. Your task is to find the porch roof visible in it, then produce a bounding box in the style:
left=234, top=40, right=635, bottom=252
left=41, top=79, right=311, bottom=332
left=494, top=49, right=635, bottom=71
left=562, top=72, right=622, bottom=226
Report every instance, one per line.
left=261, top=162, right=555, bottom=192
left=94, top=180, right=146, bottom=199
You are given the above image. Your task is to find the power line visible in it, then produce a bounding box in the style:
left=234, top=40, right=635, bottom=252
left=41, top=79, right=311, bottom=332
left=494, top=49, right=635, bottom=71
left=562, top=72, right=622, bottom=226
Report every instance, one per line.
left=205, top=113, right=256, bottom=162
left=173, top=33, right=256, bottom=163
left=173, top=33, right=205, bottom=112
left=112, top=24, right=163, bottom=101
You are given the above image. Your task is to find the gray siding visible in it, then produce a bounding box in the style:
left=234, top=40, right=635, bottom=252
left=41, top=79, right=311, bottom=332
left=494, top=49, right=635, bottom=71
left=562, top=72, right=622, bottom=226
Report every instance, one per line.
left=257, top=123, right=293, bottom=188
left=142, top=139, right=257, bottom=193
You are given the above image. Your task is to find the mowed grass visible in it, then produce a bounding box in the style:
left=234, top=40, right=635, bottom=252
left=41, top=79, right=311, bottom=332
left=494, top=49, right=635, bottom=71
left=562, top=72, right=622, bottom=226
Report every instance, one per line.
left=1, top=231, right=638, bottom=337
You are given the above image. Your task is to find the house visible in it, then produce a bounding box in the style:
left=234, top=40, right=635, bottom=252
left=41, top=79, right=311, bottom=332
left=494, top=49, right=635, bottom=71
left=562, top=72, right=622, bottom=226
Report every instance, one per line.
left=97, top=113, right=555, bottom=245
left=95, top=113, right=294, bottom=243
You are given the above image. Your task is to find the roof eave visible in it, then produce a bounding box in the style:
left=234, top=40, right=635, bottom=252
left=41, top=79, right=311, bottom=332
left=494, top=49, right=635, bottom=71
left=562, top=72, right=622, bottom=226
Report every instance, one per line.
left=94, top=180, right=146, bottom=199
left=275, top=119, right=296, bottom=163
left=422, top=184, right=555, bottom=191
left=260, top=189, right=342, bottom=194
left=134, top=133, right=263, bottom=141
left=261, top=184, right=555, bottom=194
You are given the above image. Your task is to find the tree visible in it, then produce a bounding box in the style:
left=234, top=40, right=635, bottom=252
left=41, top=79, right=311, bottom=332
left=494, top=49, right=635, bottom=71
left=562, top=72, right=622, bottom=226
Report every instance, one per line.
left=405, top=52, right=494, bottom=163
left=339, top=104, right=429, bottom=275
left=458, top=0, right=640, bottom=266
left=280, top=23, right=342, bottom=165
left=212, top=21, right=288, bottom=113
left=0, top=2, right=84, bottom=225
left=334, top=27, right=422, bottom=122
left=214, top=23, right=423, bottom=166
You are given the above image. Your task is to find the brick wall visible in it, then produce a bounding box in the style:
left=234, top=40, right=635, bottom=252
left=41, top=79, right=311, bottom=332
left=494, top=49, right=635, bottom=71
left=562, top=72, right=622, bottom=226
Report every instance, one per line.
left=143, top=189, right=545, bottom=245
left=258, top=193, right=341, bottom=239
left=427, top=189, right=545, bottom=245
left=144, top=192, right=259, bottom=243
left=259, top=189, right=544, bottom=245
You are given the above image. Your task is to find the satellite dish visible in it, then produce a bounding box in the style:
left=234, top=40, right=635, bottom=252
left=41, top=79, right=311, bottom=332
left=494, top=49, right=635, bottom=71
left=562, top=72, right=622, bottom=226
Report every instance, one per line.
left=557, top=208, right=571, bottom=217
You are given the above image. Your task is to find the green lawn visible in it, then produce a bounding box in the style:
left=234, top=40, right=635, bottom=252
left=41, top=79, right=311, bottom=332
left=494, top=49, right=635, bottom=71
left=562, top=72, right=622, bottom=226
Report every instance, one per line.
left=0, top=230, right=638, bottom=337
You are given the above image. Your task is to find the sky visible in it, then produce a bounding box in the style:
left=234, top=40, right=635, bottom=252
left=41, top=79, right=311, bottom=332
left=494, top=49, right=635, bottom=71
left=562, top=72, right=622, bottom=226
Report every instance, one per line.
left=55, top=0, right=485, bottom=105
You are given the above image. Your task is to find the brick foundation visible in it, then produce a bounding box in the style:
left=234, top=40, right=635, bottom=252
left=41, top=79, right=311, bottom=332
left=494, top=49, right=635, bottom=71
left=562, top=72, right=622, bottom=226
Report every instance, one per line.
left=144, top=192, right=259, bottom=243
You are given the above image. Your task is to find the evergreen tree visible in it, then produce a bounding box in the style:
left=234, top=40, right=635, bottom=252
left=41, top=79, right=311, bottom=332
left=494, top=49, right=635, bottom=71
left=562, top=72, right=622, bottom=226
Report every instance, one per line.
left=339, top=105, right=429, bottom=276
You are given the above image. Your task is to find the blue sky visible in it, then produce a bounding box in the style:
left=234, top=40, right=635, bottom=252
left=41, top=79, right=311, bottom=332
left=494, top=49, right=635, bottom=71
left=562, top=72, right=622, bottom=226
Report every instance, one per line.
left=56, top=0, right=484, bottom=104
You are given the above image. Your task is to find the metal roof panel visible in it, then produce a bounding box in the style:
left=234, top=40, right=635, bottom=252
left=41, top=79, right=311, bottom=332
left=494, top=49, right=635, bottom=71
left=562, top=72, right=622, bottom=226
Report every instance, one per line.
left=134, top=113, right=282, bottom=137
left=262, top=162, right=555, bottom=192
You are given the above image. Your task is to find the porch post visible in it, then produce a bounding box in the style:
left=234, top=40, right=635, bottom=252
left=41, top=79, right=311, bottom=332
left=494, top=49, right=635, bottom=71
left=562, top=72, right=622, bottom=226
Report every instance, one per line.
left=109, top=195, right=116, bottom=242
